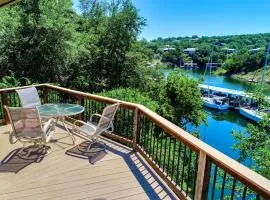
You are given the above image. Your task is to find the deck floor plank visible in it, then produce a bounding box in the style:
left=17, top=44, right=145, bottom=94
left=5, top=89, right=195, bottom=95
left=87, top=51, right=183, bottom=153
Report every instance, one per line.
left=0, top=124, right=178, bottom=200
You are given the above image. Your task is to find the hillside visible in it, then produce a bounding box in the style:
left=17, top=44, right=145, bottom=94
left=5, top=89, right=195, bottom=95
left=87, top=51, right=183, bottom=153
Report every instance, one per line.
left=146, top=33, right=270, bottom=77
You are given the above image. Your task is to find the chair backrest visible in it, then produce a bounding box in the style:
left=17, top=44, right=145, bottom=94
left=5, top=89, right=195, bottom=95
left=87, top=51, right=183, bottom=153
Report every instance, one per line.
left=4, top=106, right=43, bottom=140
left=16, top=86, right=41, bottom=108
left=95, top=103, right=120, bottom=136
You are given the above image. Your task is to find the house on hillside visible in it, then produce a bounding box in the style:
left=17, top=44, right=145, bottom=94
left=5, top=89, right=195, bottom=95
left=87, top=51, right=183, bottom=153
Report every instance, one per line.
left=183, top=48, right=197, bottom=55
left=163, top=47, right=176, bottom=52
left=222, top=47, right=236, bottom=53
left=249, top=48, right=262, bottom=53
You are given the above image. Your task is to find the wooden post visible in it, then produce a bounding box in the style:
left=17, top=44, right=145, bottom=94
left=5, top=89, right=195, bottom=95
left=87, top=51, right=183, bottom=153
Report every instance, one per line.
left=1, top=91, right=9, bottom=125
left=78, top=95, right=85, bottom=121
left=132, top=107, right=140, bottom=151
left=194, top=151, right=212, bottom=200
left=43, top=86, right=48, bottom=104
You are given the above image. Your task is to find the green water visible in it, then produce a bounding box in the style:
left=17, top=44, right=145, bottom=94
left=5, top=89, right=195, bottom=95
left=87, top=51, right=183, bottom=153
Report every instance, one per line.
left=162, top=68, right=270, bottom=160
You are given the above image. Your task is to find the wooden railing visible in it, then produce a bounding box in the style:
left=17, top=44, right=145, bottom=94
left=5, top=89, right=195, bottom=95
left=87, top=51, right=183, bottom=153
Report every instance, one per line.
left=0, top=83, right=270, bottom=200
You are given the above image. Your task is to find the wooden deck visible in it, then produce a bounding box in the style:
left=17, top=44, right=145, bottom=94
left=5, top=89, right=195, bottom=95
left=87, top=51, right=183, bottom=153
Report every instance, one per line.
left=0, top=125, right=178, bottom=200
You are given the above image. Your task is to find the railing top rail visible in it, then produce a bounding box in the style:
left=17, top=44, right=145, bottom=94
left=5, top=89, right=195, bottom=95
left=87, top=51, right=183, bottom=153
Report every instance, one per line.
left=0, top=84, right=46, bottom=93
left=1, top=83, right=269, bottom=197
left=44, top=84, right=138, bottom=110
left=138, top=105, right=270, bottom=198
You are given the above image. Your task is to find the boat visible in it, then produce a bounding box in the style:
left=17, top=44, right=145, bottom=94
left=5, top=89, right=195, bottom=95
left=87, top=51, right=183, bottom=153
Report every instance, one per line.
left=202, top=96, right=229, bottom=111
left=239, top=107, right=264, bottom=122
left=201, top=48, right=230, bottom=111
left=239, top=42, right=270, bottom=122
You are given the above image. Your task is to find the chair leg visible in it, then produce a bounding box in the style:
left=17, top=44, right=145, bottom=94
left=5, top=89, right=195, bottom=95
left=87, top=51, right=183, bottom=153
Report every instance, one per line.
left=77, top=140, right=106, bottom=153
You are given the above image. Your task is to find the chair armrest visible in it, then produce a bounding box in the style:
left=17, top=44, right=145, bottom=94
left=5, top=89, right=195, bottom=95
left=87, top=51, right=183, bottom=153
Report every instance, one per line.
left=72, top=120, right=97, bottom=133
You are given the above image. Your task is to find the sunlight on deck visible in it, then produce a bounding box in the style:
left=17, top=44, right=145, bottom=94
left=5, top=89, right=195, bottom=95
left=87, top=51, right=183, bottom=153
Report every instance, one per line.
left=0, top=125, right=177, bottom=200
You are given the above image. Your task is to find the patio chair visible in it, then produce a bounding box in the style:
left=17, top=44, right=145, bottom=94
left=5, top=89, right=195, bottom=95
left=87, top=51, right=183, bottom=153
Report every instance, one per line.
left=16, top=86, right=41, bottom=108
left=72, top=103, right=120, bottom=153
left=4, top=106, right=55, bottom=159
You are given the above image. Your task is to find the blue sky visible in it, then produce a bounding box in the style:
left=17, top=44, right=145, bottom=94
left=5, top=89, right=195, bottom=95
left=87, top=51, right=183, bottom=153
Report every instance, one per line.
left=73, top=0, right=270, bottom=40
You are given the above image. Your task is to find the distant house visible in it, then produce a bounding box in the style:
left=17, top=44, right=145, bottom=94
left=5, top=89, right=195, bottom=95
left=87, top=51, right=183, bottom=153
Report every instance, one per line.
left=216, top=42, right=226, bottom=46
left=183, top=48, right=197, bottom=55
left=249, top=48, right=262, bottom=53
left=222, top=47, right=236, bottom=53
left=163, top=47, right=176, bottom=52
left=191, top=37, right=200, bottom=41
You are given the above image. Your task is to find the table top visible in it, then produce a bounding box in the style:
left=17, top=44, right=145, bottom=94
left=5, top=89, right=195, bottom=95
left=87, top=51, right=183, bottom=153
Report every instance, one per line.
left=37, top=103, right=84, bottom=117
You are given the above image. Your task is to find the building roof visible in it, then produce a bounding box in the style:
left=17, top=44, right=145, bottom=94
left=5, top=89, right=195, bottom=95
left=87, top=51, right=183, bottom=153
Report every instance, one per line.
left=183, top=48, right=197, bottom=52
left=222, top=47, right=236, bottom=52
left=163, top=47, right=176, bottom=51
left=249, top=48, right=262, bottom=52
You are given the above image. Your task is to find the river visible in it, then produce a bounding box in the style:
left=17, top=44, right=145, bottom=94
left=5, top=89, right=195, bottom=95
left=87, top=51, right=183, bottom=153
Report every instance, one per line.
left=162, top=68, right=270, bottom=161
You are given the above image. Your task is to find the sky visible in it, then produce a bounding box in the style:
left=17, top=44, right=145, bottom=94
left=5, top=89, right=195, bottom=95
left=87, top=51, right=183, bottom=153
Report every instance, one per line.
left=73, top=0, right=270, bottom=40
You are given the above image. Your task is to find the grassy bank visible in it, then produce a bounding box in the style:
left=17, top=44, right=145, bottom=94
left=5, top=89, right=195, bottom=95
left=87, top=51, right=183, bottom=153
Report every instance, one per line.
left=231, top=67, right=270, bottom=84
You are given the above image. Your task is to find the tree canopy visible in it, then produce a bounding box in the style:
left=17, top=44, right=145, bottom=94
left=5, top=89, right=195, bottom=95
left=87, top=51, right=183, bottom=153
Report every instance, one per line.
left=0, top=0, right=206, bottom=129
left=147, top=33, right=270, bottom=74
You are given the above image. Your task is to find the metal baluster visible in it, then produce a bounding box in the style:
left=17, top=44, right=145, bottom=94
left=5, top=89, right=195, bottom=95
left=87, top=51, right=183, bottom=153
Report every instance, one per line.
left=191, top=153, right=199, bottom=200
left=186, top=148, right=192, bottom=196
left=166, top=136, right=172, bottom=176
left=180, top=145, right=187, bottom=189
left=149, top=122, right=154, bottom=157
left=211, top=165, right=218, bottom=200
left=171, top=138, right=176, bottom=181
left=230, top=178, right=237, bottom=200
left=155, top=127, right=160, bottom=165
left=220, top=171, right=227, bottom=199
left=175, top=142, right=182, bottom=185
left=158, top=130, right=164, bottom=168
left=242, top=186, right=247, bottom=200
left=162, top=136, right=168, bottom=172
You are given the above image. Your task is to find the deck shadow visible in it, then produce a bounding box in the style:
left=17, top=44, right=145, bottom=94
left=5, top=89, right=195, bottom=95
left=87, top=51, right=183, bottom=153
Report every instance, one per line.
left=0, top=146, right=46, bottom=173
left=65, top=141, right=107, bottom=164
left=101, top=137, right=177, bottom=200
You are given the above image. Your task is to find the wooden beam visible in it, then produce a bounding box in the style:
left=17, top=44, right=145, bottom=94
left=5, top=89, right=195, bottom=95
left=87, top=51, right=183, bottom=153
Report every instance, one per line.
left=0, top=0, right=21, bottom=8
left=1, top=92, right=9, bottom=125
left=78, top=95, right=84, bottom=121
left=132, top=107, right=140, bottom=151
left=194, top=151, right=211, bottom=200
left=43, top=86, right=48, bottom=104
left=44, top=84, right=137, bottom=110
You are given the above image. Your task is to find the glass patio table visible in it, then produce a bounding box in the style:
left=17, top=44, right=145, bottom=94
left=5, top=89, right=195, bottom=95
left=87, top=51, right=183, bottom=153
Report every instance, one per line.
left=37, top=103, right=85, bottom=144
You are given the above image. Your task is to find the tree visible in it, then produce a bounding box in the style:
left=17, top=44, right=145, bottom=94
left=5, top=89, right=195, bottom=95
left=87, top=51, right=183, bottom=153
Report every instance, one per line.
left=75, top=0, right=147, bottom=92
left=154, top=70, right=206, bottom=127
left=0, top=0, right=78, bottom=84
left=232, top=116, right=270, bottom=179
left=233, top=88, right=270, bottom=179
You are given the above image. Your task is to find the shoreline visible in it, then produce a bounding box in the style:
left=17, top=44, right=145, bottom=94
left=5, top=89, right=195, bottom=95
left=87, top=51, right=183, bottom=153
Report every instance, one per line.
left=230, top=73, right=270, bottom=85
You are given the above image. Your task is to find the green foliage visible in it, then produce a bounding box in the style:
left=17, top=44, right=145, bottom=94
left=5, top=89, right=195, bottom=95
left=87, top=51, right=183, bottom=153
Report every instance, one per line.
left=232, top=115, right=270, bottom=179
left=0, top=0, right=150, bottom=93
left=98, top=88, right=158, bottom=112
left=166, top=71, right=206, bottom=126
left=148, top=33, right=270, bottom=73
left=154, top=70, right=206, bottom=127
left=0, top=0, right=206, bottom=130
left=0, top=0, right=77, bottom=83
left=0, top=72, right=31, bottom=89
left=233, top=88, right=270, bottom=179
